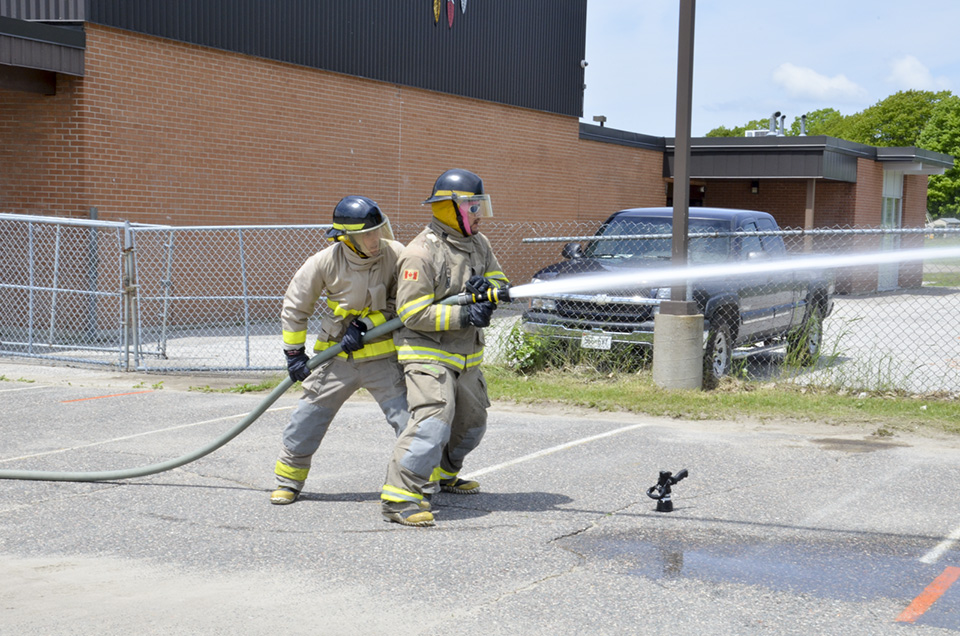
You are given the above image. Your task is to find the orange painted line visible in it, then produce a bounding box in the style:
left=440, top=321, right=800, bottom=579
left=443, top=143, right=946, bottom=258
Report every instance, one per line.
left=896, top=566, right=960, bottom=623
left=61, top=390, right=153, bottom=403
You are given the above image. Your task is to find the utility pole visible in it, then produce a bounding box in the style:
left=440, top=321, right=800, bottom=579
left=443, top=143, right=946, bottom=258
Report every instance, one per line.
left=653, top=0, right=704, bottom=390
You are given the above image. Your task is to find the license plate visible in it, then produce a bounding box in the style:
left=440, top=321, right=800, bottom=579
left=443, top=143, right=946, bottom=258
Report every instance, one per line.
left=581, top=333, right=612, bottom=350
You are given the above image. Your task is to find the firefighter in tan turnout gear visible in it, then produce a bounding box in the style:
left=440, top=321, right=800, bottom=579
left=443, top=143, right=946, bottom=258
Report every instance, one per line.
left=271, top=195, right=408, bottom=505
left=381, top=168, right=509, bottom=526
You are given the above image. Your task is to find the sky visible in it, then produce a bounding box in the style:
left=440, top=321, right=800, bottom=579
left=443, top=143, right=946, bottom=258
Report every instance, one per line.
left=580, top=0, right=960, bottom=137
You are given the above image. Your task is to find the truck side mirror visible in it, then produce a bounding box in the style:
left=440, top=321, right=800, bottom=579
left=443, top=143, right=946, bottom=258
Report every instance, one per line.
left=747, top=251, right=768, bottom=261
left=561, top=242, right=583, bottom=260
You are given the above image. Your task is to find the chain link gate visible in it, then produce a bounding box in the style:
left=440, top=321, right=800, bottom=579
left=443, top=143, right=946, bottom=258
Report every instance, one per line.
left=2, top=213, right=959, bottom=395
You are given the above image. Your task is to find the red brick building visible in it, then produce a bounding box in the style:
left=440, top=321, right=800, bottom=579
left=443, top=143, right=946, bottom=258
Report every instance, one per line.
left=0, top=2, right=952, bottom=292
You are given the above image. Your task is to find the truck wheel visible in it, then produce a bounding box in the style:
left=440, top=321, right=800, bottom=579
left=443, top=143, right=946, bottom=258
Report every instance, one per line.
left=787, top=304, right=823, bottom=367
left=703, top=322, right=733, bottom=389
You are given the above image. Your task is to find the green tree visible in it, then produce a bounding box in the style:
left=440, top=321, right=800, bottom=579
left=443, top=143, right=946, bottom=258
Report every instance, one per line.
left=845, top=90, right=950, bottom=147
left=788, top=108, right=847, bottom=137
left=705, top=118, right=773, bottom=138
left=918, top=94, right=960, bottom=218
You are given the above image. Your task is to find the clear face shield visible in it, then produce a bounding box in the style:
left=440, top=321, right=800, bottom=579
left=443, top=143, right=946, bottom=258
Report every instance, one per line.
left=342, top=217, right=394, bottom=258
left=452, top=193, right=493, bottom=235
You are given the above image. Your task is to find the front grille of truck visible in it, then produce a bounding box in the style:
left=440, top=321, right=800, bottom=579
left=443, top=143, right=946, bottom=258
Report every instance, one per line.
left=555, top=300, right=654, bottom=324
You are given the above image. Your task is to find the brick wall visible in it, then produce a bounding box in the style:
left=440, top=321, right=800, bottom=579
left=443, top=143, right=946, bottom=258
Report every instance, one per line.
left=0, top=25, right=661, bottom=230
left=703, top=180, right=807, bottom=227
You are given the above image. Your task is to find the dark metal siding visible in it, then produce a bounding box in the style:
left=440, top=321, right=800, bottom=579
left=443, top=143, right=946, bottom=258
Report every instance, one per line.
left=85, top=0, right=586, bottom=118
left=661, top=137, right=870, bottom=183
left=0, top=14, right=83, bottom=75
left=0, top=0, right=84, bottom=21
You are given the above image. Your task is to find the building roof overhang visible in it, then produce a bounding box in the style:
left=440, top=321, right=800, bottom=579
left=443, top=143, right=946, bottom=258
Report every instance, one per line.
left=579, top=124, right=955, bottom=184
left=0, top=16, right=84, bottom=94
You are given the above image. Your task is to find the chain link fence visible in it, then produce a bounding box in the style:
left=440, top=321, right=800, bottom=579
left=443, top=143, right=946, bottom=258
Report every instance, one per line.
left=2, top=212, right=959, bottom=395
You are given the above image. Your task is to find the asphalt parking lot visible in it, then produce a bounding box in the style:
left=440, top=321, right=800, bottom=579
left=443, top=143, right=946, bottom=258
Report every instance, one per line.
left=2, top=361, right=960, bottom=635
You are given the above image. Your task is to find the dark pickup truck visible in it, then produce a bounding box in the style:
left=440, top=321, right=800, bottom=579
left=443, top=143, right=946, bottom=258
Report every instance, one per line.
left=521, top=207, right=835, bottom=387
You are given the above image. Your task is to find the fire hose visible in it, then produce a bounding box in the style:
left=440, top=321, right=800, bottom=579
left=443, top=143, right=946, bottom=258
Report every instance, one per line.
left=0, top=288, right=509, bottom=483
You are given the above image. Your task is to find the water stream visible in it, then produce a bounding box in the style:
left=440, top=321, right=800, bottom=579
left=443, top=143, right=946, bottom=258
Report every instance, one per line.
left=505, top=245, right=960, bottom=299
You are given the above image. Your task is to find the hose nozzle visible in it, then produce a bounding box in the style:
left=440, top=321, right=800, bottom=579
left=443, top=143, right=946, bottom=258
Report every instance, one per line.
left=458, top=286, right=512, bottom=305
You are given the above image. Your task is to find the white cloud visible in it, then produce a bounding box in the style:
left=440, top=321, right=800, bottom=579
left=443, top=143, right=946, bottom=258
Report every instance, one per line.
left=886, top=55, right=951, bottom=91
left=772, top=63, right=867, bottom=102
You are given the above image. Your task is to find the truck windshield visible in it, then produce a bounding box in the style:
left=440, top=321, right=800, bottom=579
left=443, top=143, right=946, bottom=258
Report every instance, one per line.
left=584, top=217, right=730, bottom=264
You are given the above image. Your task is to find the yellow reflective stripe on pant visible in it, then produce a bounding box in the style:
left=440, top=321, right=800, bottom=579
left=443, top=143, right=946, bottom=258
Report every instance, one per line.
left=430, top=466, right=458, bottom=482
left=396, top=345, right=483, bottom=372
left=381, top=484, right=424, bottom=504
left=275, top=460, right=309, bottom=482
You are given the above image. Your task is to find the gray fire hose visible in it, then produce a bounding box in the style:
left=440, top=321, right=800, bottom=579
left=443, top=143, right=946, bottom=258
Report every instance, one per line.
left=0, top=288, right=509, bottom=483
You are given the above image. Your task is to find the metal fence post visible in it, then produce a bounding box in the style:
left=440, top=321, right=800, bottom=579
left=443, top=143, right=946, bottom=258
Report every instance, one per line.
left=159, top=229, right=175, bottom=359
left=86, top=207, right=99, bottom=341
left=121, top=221, right=140, bottom=371
left=27, top=222, right=35, bottom=354
left=48, top=225, right=62, bottom=345
left=238, top=228, right=252, bottom=369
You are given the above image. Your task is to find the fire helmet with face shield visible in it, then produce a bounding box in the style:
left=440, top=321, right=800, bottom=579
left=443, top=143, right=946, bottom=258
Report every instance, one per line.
left=325, top=195, right=394, bottom=258
left=423, top=168, right=493, bottom=236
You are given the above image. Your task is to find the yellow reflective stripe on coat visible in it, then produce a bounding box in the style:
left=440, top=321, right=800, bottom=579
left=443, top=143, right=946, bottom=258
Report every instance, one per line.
left=434, top=305, right=453, bottom=331
left=282, top=329, right=308, bottom=346
left=314, top=338, right=396, bottom=359
left=366, top=311, right=387, bottom=327
left=465, top=350, right=484, bottom=368
left=484, top=271, right=509, bottom=287
left=381, top=484, right=424, bottom=504
left=398, top=293, right=435, bottom=321
left=351, top=338, right=396, bottom=359
left=326, top=298, right=363, bottom=320
left=314, top=340, right=348, bottom=359
left=397, top=345, right=484, bottom=371
left=275, top=461, right=309, bottom=482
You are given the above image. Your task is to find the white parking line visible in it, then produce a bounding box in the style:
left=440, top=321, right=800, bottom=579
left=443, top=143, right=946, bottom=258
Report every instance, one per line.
left=920, top=524, right=960, bottom=564
left=464, top=423, right=651, bottom=479
left=0, top=406, right=295, bottom=464
left=0, top=385, right=48, bottom=393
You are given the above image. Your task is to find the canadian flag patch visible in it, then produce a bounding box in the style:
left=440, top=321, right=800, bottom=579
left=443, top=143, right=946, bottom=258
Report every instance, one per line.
left=402, top=269, right=419, bottom=281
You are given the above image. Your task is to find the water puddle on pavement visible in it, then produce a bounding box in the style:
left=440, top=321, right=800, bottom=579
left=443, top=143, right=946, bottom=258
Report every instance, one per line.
left=562, top=527, right=960, bottom=629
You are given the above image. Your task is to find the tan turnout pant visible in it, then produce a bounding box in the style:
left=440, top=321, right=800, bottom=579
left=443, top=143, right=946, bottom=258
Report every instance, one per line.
left=274, top=356, right=408, bottom=492
left=381, top=362, right=490, bottom=511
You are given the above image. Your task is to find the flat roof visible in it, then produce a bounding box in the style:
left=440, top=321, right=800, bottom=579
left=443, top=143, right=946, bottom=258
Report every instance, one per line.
left=0, top=15, right=84, bottom=82
left=579, top=123, right=955, bottom=183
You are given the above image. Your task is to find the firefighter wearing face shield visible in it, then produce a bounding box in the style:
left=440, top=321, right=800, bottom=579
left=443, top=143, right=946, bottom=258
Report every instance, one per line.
left=271, top=196, right=409, bottom=505
left=380, top=168, right=509, bottom=526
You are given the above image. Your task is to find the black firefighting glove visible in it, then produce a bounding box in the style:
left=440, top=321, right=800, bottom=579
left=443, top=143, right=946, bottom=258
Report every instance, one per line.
left=340, top=319, right=367, bottom=353
left=461, top=301, right=495, bottom=328
left=465, top=275, right=491, bottom=297
left=284, top=347, right=311, bottom=383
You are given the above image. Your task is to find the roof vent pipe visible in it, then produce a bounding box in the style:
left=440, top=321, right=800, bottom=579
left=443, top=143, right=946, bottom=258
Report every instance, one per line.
left=769, top=111, right=780, bottom=136
left=779, top=115, right=786, bottom=136
left=800, top=114, right=807, bottom=136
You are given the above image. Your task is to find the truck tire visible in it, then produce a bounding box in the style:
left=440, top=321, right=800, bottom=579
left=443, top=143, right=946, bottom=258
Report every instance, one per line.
left=787, top=303, right=823, bottom=367
left=703, top=321, right=733, bottom=389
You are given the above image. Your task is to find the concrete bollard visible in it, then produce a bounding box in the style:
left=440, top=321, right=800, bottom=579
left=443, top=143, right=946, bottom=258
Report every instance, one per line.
left=652, top=312, right=704, bottom=389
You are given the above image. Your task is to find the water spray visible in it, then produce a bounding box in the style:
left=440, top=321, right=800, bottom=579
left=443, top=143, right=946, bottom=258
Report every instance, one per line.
left=510, top=244, right=960, bottom=300
left=646, top=468, right=688, bottom=512
left=0, top=292, right=506, bottom=483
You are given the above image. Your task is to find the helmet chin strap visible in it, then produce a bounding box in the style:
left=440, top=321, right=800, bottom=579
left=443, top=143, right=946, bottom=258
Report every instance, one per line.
left=337, top=235, right=369, bottom=258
